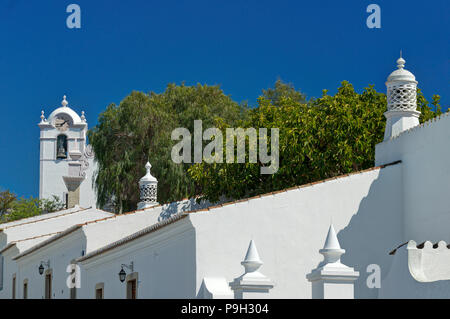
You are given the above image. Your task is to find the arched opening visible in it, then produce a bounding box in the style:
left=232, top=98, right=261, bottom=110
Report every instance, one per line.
left=56, top=135, right=68, bottom=159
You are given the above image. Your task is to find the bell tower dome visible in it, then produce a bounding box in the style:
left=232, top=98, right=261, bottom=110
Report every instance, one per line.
left=38, top=95, right=97, bottom=209
left=383, top=54, right=421, bottom=140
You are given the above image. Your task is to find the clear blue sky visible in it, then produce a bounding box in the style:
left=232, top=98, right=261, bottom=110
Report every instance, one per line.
left=0, top=0, right=448, bottom=198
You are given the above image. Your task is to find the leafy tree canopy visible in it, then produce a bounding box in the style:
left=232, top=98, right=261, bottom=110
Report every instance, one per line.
left=89, top=80, right=443, bottom=210
left=88, top=83, right=247, bottom=213
left=0, top=192, right=65, bottom=224
left=188, top=82, right=443, bottom=202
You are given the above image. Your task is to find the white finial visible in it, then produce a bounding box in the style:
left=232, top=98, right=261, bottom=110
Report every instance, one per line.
left=81, top=111, right=86, bottom=122
left=397, top=53, right=405, bottom=69
left=319, top=224, right=345, bottom=264
left=40, top=110, right=45, bottom=122
left=62, top=95, right=68, bottom=107
left=241, top=240, right=263, bottom=273
left=306, top=224, right=359, bottom=298
left=140, top=161, right=157, bottom=183
left=229, top=239, right=274, bottom=298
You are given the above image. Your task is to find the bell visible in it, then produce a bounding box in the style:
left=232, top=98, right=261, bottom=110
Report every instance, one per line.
left=57, top=145, right=67, bottom=158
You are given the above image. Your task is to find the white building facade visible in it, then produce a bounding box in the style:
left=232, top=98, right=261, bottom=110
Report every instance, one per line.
left=1, top=56, right=450, bottom=299
left=38, top=96, right=96, bottom=208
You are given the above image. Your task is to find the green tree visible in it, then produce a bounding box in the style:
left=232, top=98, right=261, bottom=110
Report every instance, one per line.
left=2, top=197, right=41, bottom=223
left=0, top=192, right=67, bottom=224
left=262, top=79, right=307, bottom=106
left=189, top=81, right=443, bottom=202
left=0, top=190, right=16, bottom=218
left=88, top=83, right=247, bottom=213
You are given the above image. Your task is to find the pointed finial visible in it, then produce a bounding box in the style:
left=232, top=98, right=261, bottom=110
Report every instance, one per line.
left=81, top=111, right=86, bottom=122
left=319, top=224, right=345, bottom=264
left=397, top=52, right=405, bottom=69
left=241, top=240, right=263, bottom=273
left=323, top=224, right=341, bottom=250
left=62, top=95, right=68, bottom=107
left=139, top=160, right=157, bottom=183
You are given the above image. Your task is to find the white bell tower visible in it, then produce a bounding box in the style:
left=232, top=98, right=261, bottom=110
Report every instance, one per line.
left=38, top=96, right=97, bottom=208
left=383, top=54, right=420, bottom=140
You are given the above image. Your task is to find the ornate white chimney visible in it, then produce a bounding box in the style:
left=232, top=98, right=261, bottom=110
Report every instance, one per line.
left=137, top=161, right=158, bottom=210
left=383, top=54, right=420, bottom=140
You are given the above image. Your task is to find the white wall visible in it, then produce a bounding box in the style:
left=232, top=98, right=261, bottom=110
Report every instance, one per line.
left=0, top=247, right=19, bottom=299
left=16, top=231, right=85, bottom=299
left=190, top=163, right=403, bottom=299
left=79, top=219, right=196, bottom=299
left=380, top=245, right=450, bottom=298
left=0, top=208, right=111, bottom=246
left=376, top=113, right=450, bottom=243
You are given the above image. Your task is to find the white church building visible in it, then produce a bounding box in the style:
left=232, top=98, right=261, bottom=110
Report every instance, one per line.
left=1, top=56, right=450, bottom=299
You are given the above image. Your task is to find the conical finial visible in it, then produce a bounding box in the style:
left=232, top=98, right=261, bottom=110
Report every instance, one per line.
left=397, top=51, right=405, bottom=69
left=241, top=240, right=263, bottom=273
left=319, top=224, right=345, bottom=264
left=145, top=161, right=151, bottom=173
left=323, top=224, right=341, bottom=250
left=62, top=95, right=68, bottom=107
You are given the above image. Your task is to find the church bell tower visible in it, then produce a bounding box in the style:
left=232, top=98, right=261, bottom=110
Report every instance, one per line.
left=38, top=96, right=97, bottom=209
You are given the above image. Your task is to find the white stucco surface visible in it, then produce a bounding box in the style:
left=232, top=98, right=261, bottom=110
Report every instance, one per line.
left=376, top=113, right=450, bottom=243
left=0, top=207, right=112, bottom=246
left=7, top=197, right=214, bottom=299
left=190, top=163, right=402, bottom=299
left=78, top=218, right=196, bottom=299
left=70, top=163, right=402, bottom=299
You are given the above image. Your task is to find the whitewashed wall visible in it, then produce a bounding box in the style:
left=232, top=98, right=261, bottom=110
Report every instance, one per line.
left=0, top=247, right=19, bottom=299
left=0, top=208, right=111, bottom=246
left=78, top=219, right=196, bottom=299
left=376, top=113, right=450, bottom=243
left=6, top=198, right=210, bottom=299
left=0, top=234, right=56, bottom=299
left=190, top=163, right=403, bottom=299
left=380, top=245, right=450, bottom=298
left=16, top=230, right=85, bottom=299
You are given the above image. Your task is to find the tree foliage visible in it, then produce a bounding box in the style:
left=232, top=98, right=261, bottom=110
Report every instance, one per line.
left=188, top=81, right=443, bottom=202
left=0, top=192, right=65, bottom=224
left=89, top=80, right=443, bottom=209
left=88, top=83, right=247, bottom=213
left=0, top=190, right=16, bottom=218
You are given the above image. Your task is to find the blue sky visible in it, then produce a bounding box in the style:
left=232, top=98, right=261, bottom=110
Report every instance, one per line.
left=0, top=0, right=448, bottom=198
